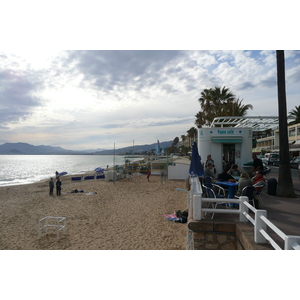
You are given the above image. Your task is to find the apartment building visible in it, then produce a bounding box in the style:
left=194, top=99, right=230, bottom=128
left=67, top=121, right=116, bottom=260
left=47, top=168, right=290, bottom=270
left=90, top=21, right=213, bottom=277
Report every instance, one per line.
left=254, top=122, right=300, bottom=156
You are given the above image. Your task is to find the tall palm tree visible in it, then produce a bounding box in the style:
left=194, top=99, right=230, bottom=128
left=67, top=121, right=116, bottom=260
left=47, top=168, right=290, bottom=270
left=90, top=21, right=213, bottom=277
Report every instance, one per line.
left=288, top=105, right=300, bottom=125
left=276, top=50, right=295, bottom=197
left=225, top=98, right=253, bottom=116
left=195, top=86, right=252, bottom=127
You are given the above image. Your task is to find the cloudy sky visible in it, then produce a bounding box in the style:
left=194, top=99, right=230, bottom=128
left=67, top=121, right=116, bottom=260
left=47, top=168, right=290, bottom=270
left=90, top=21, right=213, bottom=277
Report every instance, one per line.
left=1, top=49, right=299, bottom=150
left=1, top=1, right=299, bottom=151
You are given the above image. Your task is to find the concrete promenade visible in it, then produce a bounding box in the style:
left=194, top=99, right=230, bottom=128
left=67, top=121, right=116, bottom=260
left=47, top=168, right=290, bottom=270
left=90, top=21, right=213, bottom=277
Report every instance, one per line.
left=257, top=167, right=300, bottom=248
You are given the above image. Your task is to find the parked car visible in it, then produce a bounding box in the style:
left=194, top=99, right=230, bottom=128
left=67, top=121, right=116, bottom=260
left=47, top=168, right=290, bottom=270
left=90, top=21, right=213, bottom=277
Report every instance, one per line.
left=290, top=157, right=300, bottom=169
left=262, top=153, right=280, bottom=165
left=273, top=159, right=280, bottom=166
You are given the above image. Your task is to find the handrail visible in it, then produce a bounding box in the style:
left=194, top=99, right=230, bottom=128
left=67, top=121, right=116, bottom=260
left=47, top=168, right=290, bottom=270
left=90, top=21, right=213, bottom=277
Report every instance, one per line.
left=189, top=177, right=300, bottom=250
left=260, top=215, right=286, bottom=240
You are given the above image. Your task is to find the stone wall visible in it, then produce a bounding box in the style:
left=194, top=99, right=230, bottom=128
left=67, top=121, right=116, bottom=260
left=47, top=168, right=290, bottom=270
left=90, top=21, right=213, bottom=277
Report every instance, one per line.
left=187, top=218, right=273, bottom=250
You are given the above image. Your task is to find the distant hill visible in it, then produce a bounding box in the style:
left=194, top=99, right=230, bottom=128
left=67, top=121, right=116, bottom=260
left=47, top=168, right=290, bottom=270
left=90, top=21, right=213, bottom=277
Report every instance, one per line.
left=0, top=142, right=75, bottom=155
left=95, top=141, right=173, bottom=155
left=0, top=141, right=173, bottom=155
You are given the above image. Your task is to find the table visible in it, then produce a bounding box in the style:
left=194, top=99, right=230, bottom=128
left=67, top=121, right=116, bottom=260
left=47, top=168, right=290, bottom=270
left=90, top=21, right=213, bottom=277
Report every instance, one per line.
left=215, top=181, right=238, bottom=198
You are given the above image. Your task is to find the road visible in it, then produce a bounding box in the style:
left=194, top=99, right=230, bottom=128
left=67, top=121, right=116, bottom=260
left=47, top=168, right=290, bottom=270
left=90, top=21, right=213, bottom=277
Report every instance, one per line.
left=268, top=165, right=299, bottom=177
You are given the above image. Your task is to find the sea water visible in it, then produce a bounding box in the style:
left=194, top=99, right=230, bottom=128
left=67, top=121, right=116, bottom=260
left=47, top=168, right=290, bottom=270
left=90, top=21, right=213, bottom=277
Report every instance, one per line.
left=0, top=155, right=137, bottom=187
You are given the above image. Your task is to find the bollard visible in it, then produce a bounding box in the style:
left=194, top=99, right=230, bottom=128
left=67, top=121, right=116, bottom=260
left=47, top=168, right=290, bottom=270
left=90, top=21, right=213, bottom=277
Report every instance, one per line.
left=267, top=178, right=277, bottom=195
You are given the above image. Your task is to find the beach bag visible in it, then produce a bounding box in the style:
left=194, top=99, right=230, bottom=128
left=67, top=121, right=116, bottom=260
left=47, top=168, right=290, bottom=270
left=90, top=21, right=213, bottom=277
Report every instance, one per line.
left=175, top=210, right=182, bottom=217
left=181, top=216, right=187, bottom=223
left=182, top=210, right=188, bottom=218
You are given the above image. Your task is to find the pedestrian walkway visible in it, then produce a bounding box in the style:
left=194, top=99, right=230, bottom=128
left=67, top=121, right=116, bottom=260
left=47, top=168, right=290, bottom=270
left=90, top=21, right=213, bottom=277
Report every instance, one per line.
left=258, top=168, right=300, bottom=248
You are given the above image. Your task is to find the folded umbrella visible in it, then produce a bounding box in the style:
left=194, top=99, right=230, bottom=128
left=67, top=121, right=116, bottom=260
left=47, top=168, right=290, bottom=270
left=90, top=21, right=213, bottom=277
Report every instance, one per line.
left=189, top=141, right=204, bottom=177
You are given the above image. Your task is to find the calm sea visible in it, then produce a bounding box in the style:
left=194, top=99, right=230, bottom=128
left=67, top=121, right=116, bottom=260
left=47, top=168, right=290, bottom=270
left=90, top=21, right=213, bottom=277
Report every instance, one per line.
left=0, top=155, right=137, bottom=187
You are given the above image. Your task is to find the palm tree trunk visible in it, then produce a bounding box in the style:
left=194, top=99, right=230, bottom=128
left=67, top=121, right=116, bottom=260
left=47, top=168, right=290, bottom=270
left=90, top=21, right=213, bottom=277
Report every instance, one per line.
left=276, top=50, right=295, bottom=197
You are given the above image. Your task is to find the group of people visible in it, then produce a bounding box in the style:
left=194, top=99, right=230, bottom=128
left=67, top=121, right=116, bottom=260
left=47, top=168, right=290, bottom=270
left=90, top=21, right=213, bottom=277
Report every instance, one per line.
left=49, top=171, right=62, bottom=196
left=203, top=153, right=264, bottom=179
left=203, top=153, right=266, bottom=203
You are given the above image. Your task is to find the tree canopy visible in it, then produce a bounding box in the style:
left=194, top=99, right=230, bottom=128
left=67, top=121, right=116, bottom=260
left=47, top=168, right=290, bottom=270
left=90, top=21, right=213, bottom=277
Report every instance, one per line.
left=195, top=86, right=253, bottom=128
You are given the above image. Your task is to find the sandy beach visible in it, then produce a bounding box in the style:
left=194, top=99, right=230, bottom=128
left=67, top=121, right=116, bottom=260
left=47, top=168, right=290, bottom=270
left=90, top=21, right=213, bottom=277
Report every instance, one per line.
left=0, top=173, right=188, bottom=250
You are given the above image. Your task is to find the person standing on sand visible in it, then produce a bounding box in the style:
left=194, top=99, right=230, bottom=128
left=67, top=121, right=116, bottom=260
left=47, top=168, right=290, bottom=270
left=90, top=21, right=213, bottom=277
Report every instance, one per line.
left=147, top=169, right=151, bottom=182
left=49, top=178, right=54, bottom=196
left=128, top=171, right=132, bottom=181
left=56, top=177, right=62, bottom=196
left=55, top=171, right=59, bottom=179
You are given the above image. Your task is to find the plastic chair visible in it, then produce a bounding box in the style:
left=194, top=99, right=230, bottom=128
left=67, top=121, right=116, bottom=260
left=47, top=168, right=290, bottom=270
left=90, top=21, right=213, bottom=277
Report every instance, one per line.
left=204, top=176, right=227, bottom=197
left=242, top=186, right=256, bottom=207
left=253, top=184, right=266, bottom=208
left=202, top=184, right=228, bottom=219
left=204, top=176, right=214, bottom=188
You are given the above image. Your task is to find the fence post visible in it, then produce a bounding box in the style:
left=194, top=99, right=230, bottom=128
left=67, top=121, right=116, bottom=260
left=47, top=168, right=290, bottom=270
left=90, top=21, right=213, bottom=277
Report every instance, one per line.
left=239, top=196, right=249, bottom=222
left=284, top=235, right=300, bottom=250
left=255, top=210, right=267, bottom=244
left=193, top=194, right=202, bottom=221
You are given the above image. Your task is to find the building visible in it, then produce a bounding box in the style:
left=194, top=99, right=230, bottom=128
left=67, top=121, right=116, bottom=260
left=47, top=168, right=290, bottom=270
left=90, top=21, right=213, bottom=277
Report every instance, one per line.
left=197, top=116, right=298, bottom=173
left=198, top=127, right=253, bottom=173
left=254, top=122, right=300, bottom=157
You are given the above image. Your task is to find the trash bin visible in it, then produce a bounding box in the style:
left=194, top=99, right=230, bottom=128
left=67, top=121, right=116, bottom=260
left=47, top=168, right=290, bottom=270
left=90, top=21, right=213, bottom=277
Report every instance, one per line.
left=267, top=178, right=277, bottom=195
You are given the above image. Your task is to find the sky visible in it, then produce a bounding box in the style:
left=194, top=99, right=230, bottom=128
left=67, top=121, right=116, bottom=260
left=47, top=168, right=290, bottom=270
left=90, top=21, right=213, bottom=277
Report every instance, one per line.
left=1, top=1, right=299, bottom=151
left=1, top=50, right=299, bottom=150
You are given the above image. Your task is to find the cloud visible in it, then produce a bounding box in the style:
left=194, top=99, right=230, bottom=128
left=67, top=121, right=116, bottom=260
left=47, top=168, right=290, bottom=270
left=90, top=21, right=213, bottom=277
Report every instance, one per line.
left=0, top=69, right=43, bottom=125
left=64, top=50, right=184, bottom=92
left=0, top=50, right=300, bottom=150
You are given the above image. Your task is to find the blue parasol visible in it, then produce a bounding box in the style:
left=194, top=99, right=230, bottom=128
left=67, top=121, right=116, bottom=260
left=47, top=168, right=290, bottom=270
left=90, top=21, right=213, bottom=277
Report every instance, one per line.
left=58, top=171, right=68, bottom=177
left=95, top=167, right=105, bottom=173
left=189, top=141, right=204, bottom=177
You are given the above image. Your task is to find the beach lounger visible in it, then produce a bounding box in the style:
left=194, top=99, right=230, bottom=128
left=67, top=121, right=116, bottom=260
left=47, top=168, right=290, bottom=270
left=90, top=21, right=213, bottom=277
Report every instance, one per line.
left=96, top=174, right=105, bottom=179
left=84, top=175, right=95, bottom=180
left=71, top=176, right=82, bottom=181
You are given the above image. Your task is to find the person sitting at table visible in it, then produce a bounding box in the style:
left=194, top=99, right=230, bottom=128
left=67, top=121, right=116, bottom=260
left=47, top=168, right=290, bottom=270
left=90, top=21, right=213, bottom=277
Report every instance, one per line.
left=228, top=164, right=242, bottom=177
left=204, top=163, right=215, bottom=180
left=204, top=154, right=216, bottom=174
left=252, top=170, right=266, bottom=191
left=235, top=172, right=253, bottom=197
left=218, top=167, right=235, bottom=181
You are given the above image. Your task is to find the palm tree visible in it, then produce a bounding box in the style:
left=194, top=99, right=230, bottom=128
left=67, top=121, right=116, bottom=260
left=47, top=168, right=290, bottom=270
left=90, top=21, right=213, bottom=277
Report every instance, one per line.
left=288, top=105, right=300, bottom=125
left=195, top=86, right=253, bottom=127
left=195, top=111, right=204, bottom=128
left=197, top=86, right=234, bottom=127
left=187, top=127, right=197, bottom=146
left=276, top=50, right=295, bottom=197
left=172, top=137, right=179, bottom=146
left=225, top=98, right=253, bottom=116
